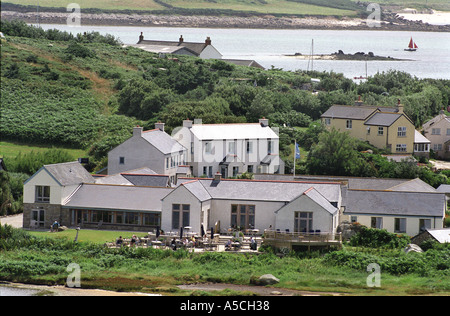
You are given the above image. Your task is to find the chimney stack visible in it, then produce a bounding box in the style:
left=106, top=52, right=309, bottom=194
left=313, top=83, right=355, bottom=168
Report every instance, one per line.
left=355, top=95, right=364, bottom=106
left=183, top=119, right=193, bottom=128
left=397, top=99, right=404, bottom=114
left=133, top=126, right=143, bottom=137
left=214, top=172, right=222, bottom=182
left=179, top=35, right=184, bottom=44
left=138, top=32, right=144, bottom=43
left=205, top=37, right=212, bottom=46
left=259, top=117, right=269, bottom=127
left=155, top=121, right=165, bottom=132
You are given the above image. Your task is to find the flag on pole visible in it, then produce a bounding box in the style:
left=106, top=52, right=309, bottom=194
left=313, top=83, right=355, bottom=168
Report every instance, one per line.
left=295, top=142, right=300, bottom=159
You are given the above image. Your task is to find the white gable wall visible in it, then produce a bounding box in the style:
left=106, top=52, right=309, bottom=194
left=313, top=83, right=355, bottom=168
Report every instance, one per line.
left=161, top=185, right=211, bottom=234
left=23, top=169, right=62, bottom=205
left=275, top=194, right=337, bottom=233
left=199, top=45, right=223, bottom=59
left=108, top=136, right=165, bottom=175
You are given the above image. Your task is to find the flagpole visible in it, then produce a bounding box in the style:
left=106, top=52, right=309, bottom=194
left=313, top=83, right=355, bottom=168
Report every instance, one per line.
left=294, top=140, right=296, bottom=178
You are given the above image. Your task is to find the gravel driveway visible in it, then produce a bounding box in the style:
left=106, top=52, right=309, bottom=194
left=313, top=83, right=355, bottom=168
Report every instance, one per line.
left=0, top=214, right=23, bottom=228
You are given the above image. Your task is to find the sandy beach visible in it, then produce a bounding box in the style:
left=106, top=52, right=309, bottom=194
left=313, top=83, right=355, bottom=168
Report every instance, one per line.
left=397, top=10, right=450, bottom=26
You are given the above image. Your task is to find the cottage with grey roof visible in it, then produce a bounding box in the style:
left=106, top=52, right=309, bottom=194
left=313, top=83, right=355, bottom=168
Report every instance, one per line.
left=132, top=33, right=222, bottom=59
left=22, top=161, right=95, bottom=229
left=321, top=100, right=417, bottom=155
left=108, top=123, right=187, bottom=185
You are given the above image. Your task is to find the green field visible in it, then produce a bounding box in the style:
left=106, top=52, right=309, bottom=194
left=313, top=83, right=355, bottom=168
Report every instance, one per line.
left=4, top=0, right=359, bottom=16
left=0, top=141, right=87, bottom=160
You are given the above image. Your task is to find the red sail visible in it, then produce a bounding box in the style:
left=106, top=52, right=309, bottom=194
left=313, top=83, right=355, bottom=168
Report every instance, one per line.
left=414, top=42, right=418, bottom=48
left=408, top=37, right=414, bottom=48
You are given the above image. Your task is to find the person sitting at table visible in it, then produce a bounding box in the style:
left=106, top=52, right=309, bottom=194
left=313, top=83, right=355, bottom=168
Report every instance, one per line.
left=170, top=238, right=177, bottom=251
left=116, top=236, right=124, bottom=247
left=131, top=235, right=138, bottom=247
left=250, top=237, right=257, bottom=251
left=225, top=239, right=232, bottom=251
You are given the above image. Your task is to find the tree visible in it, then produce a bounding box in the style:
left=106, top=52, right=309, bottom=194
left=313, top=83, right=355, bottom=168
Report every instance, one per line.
left=305, top=128, right=367, bottom=176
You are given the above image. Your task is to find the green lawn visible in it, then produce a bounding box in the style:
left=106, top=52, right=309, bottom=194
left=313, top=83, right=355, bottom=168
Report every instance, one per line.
left=0, top=141, right=87, bottom=160
left=29, top=229, right=148, bottom=244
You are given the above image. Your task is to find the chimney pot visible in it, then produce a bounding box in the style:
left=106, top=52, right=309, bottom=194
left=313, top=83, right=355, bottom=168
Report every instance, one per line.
left=355, top=96, right=364, bottom=106
left=259, top=117, right=269, bottom=127
left=205, top=37, right=212, bottom=46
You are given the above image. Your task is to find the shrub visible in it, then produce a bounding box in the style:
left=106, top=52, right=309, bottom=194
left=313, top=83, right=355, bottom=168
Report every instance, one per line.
left=349, top=226, right=410, bottom=249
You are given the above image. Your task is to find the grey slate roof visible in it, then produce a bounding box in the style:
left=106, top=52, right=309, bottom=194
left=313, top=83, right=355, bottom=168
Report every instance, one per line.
left=64, top=184, right=172, bottom=212
left=364, top=112, right=401, bottom=126
left=180, top=179, right=341, bottom=204
left=136, top=40, right=208, bottom=56
left=121, top=173, right=169, bottom=187
left=345, top=190, right=446, bottom=217
left=26, top=161, right=95, bottom=186
left=321, top=105, right=378, bottom=120
left=437, top=184, right=450, bottom=194
left=142, top=129, right=186, bottom=155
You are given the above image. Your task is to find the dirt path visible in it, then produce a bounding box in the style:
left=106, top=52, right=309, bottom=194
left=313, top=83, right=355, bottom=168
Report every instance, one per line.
left=178, top=283, right=342, bottom=296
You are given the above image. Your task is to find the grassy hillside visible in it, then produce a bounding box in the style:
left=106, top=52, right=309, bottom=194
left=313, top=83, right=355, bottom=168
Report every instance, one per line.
left=3, top=0, right=360, bottom=17
left=1, top=21, right=449, bottom=175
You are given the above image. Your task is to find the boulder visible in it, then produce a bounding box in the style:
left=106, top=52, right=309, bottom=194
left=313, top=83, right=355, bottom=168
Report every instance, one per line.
left=259, top=274, right=280, bottom=286
left=403, top=244, right=423, bottom=254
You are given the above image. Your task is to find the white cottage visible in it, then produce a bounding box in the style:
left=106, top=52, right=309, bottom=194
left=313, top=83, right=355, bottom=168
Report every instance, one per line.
left=108, top=124, right=187, bottom=184
left=173, top=118, right=285, bottom=178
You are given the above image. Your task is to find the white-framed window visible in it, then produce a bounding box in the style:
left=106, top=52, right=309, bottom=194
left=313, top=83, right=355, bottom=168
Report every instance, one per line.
left=434, top=144, right=443, bottom=151
left=396, top=144, right=407, bottom=152
left=246, top=140, right=253, bottom=154
left=447, top=129, right=450, bottom=136
left=432, top=128, right=441, bottom=135
left=268, top=140, right=274, bottom=154
left=378, top=127, right=384, bottom=136
left=397, top=126, right=406, bottom=137
left=172, top=204, right=190, bottom=230
left=205, top=142, right=212, bottom=154
left=228, top=141, right=236, bottom=155
left=394, top=218, right=406, bottom=233
left=324, top=118, right=331, bottom=125
left=35, top=186, right=50, bottom=203
left=346, top=120, right=352, bottom=129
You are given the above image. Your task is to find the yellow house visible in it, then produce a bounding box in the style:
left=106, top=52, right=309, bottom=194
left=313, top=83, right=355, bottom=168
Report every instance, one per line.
left=321, top=102, right=415, bottom=154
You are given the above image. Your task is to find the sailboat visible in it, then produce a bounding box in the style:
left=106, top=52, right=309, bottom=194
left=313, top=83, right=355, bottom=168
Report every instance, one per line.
left=404, top=37, right=418, bottom=51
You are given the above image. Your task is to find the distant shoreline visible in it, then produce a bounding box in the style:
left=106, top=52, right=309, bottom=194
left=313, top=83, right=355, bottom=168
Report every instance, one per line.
left=2, top=10, right=450, bottom=32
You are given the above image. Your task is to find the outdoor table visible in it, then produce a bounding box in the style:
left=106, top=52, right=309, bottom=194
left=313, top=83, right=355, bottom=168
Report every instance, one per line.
left=151, top=240, right=162, bottom=248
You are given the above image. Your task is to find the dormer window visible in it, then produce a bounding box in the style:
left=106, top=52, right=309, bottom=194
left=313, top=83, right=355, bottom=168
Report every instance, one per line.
left=35, top=186, right=50, bottom=203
